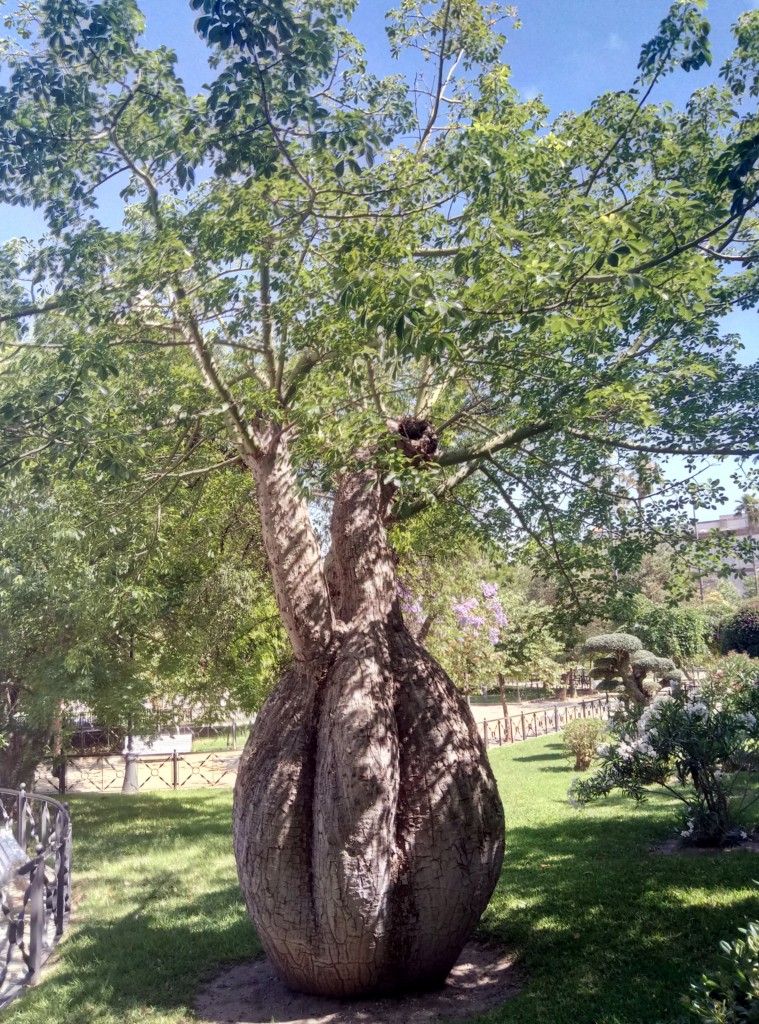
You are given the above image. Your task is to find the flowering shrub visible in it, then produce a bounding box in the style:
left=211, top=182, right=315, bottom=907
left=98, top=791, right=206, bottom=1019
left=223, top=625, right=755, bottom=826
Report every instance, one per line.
left=398, top=582, right=425, bottom=632
left=710, top=652, right=759, bottom=691
left=569, top=682, right=759, bottom=845
left=684, top=920, right=759, bottom=1022
left=562, top=718, right=607, bottom=771
left=442, top=581, right=510, bottom=693
left=397, top=576, right=563, bottom=696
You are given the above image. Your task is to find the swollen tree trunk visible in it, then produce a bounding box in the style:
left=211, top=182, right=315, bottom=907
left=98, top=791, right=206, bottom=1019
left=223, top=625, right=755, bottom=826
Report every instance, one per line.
left=233, top=423, right=505, bottom=997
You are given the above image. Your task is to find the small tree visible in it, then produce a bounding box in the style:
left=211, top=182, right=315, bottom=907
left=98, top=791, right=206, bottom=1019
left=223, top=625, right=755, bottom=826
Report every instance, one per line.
left=563, top=718, right=607, bottom=771
left=580, top=633, right=674, bottom=705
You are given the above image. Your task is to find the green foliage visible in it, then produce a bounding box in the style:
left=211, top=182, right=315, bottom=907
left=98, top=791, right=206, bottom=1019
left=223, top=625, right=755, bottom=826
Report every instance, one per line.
left=0, top=396, right=288, bottom=775
left=629, top=595, right=707, bottom=665
left=581, top=634, right=643, bottom=656
left=722, top=600, right=759, bottom=659
left=562, top=717, right=606, bottom=771
left=0, top=0, right=757, bottom=672
left=495, top=603, right=564, bottom=693
left=684, top=920, right=759, bottom=1023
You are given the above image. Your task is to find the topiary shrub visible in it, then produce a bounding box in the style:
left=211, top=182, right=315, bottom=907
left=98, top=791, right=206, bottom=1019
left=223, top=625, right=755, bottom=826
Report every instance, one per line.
left=580, top=633, right=673, bottom=705
left=662, top=668, right=685, bottom=692
left=580, top=633, right=643, bottom=656
left=721, top=600, right=759, bottom=659
left=562, top=718, right=607, bottom=771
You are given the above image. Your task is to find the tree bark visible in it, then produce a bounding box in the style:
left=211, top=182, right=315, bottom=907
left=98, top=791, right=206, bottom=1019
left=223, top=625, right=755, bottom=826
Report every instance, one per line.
left=498, top=673, right=509, bottom=720
left=618, top=654, right=649, bottom=706
left=233, top=425, right=505, bottom=996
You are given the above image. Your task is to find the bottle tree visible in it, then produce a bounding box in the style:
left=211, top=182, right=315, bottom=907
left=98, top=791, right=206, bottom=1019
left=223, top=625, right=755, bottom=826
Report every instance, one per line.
left=1, top=0, right=759, bottom=998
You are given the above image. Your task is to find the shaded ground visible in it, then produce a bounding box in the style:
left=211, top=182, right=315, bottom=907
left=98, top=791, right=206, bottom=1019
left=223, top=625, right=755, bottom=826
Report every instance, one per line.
left=195, top=943, right=520, bottom=1024
left=4, top=736, right=759, bottom=1024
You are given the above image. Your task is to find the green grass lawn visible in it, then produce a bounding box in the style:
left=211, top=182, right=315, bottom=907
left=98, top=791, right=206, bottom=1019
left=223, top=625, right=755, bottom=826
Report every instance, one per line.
left=189, top=733, right=243, bottom=753
left=6, top=735, right=759, bottom=1024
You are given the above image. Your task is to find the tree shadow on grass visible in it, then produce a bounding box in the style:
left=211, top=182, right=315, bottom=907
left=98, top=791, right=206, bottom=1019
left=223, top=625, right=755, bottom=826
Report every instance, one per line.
left=11, top=772, right=759, bottom=1024
left=477, top=797, right=759, bottom=1024
left=66, top=791, right=235, bottom=866
left=2, top=790, right=252, bottom=1024
left=509, top=752, right=567, bottom=764
left=15, top=880, right=261, bottom=1024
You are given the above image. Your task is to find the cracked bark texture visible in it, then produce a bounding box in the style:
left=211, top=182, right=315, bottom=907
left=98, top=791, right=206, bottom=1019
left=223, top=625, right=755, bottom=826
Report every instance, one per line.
left=234, top=423, right=505, bottom=997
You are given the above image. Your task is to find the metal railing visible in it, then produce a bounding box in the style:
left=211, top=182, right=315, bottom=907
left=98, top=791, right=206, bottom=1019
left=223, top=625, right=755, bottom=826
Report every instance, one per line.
left=481, top=696, right=613, bottom=749
left=0, top=786, right=72, bottom=1008
left=35, top=749, right=241, bottom=795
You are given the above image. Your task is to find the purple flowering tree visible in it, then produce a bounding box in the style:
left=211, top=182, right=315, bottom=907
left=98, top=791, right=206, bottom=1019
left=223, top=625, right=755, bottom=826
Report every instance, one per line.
left=399, top=579, right=509, bottom=697
left=398, top=555, right=563, bottom=712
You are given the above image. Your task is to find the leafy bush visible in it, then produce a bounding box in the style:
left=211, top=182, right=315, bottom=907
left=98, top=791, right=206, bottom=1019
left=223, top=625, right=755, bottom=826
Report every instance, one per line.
left=569, top=681, right=759, bottom=845
left=562, top=718, right=607, bottom=771
left=722, top=601, right=759, bottom=659
left=630, top=596, right=706, bottom=665
left=712, top=653, right=759, bottom=691
left=684, top=920, right=759, bottom=1022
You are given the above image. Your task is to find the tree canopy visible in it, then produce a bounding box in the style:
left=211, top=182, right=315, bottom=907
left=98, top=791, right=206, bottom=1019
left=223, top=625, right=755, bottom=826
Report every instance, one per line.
left=1, top=0, right=758, bottom=631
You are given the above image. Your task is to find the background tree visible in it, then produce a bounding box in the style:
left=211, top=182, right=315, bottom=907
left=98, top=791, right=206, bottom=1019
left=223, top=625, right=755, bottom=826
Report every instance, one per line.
left=721, top=600, right=759, bottom=658
left=0, top=381, right=287, bottom=783
left=1, top=0, right=758, bottom=998
left=737, top=493, right=759, bottom=598
left=627, top=595, right=706, bottom=669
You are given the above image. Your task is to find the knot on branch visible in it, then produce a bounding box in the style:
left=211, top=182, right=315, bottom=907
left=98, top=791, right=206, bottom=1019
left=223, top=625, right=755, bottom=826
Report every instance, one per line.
left=390, top=417, right=438, bottom=463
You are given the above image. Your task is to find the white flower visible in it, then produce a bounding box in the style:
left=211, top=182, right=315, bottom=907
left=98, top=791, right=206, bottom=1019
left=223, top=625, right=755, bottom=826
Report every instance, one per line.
left=596, top=743, right=611, bottom=756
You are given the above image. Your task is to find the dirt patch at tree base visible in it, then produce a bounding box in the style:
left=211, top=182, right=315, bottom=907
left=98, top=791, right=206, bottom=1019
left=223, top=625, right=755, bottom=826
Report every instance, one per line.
left=653, top=835, right=759, bottom=856
left=195, top=942, right=521, bottom=1024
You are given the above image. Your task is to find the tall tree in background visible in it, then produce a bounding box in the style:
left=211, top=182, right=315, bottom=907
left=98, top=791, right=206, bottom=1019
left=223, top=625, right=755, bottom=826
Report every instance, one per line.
left=1, top=0, right=758, bottom=997
left=0, top=392, right=288, bottom=784
left=737, top=493, right=759, bottom=596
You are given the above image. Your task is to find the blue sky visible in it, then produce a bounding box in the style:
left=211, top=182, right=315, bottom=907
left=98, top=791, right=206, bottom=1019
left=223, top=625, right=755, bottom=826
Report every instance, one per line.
left=1, top=0, right=756, bottom=513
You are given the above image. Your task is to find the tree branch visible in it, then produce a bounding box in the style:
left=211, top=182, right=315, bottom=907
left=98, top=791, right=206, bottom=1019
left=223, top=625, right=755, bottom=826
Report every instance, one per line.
left=438, top=419, right=556, bottom=466
left=567, top=428, right=759, bottom=457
